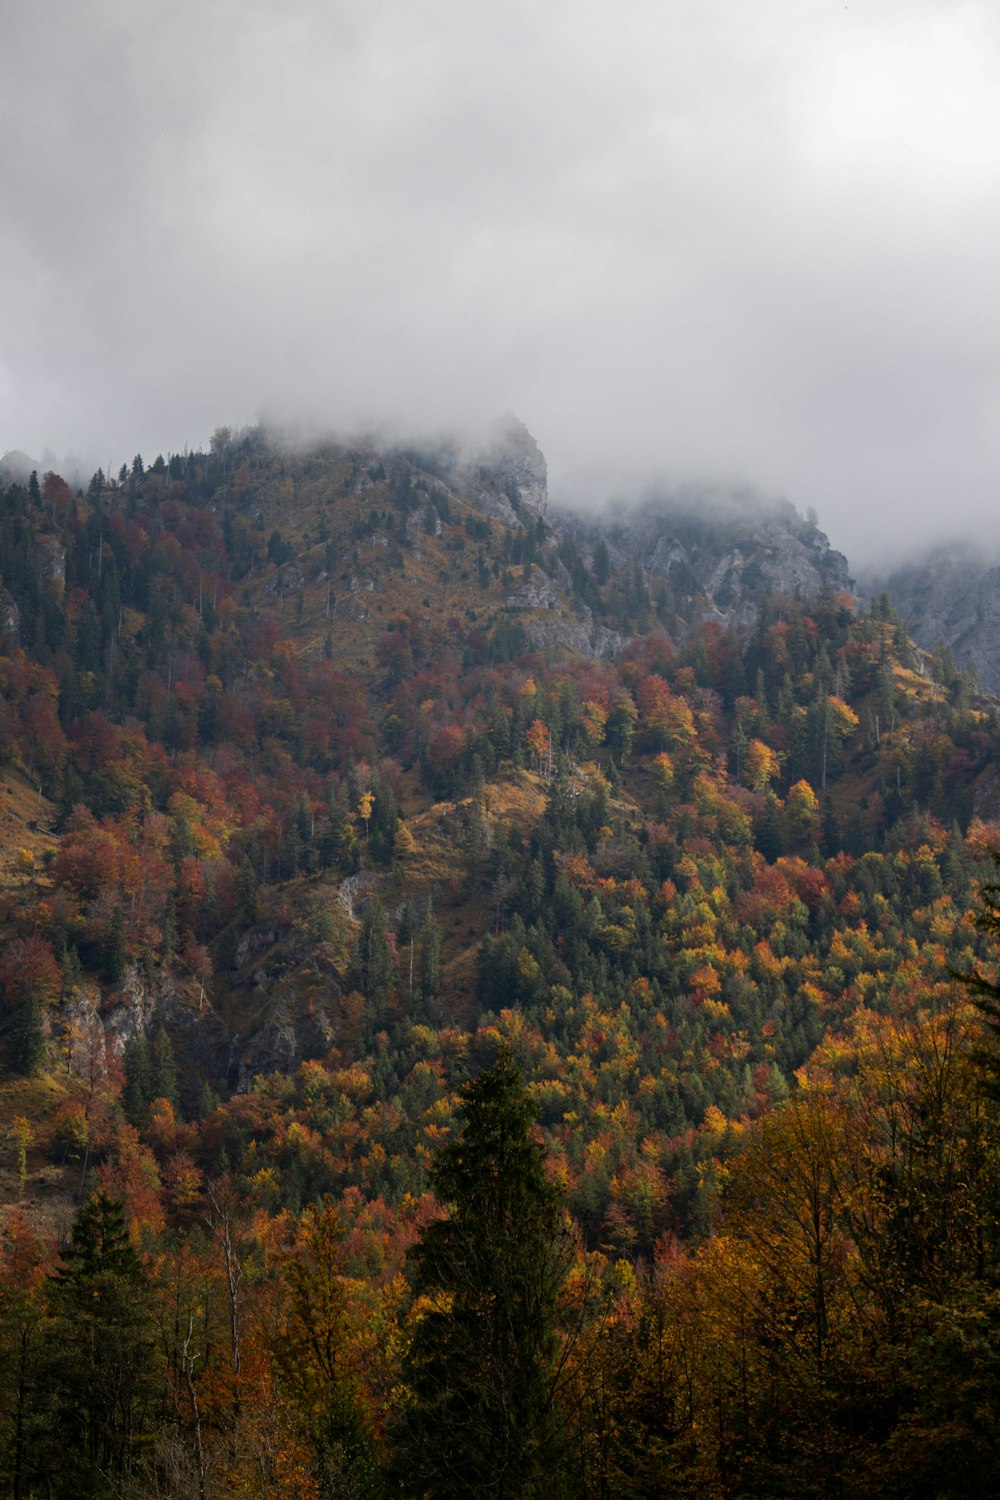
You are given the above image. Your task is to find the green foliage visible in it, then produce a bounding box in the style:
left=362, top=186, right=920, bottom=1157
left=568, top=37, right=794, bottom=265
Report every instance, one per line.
left=5, top=983, right=45, bottom=1076
left=416, top=912, right=441, bottom=1003
left=5, top=432, right=1000, bottom=1493
left=393, top=1047, right=572, bottom=1497
left=355, top=897, right=395, bottom=1008
left=44, top=1194, right=157, bottom=1497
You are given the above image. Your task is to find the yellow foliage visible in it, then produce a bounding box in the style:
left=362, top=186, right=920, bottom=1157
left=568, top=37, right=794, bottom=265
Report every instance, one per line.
left=702, top=1104, right=729, bottom=1136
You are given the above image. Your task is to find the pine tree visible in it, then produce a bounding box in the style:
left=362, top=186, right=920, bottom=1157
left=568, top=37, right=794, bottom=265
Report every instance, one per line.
left=962, top=855, right=1000, bottom=1098
left=122, top=1033, right=152, bottom=1126
left=369, top=784, right=399, bottom=864
left=393, top=1047, right=571, bottom=1498
left=45, top=1194, right=157, bottom=1497
left=235, top=855, right=258, bottom=916
left=150, top=1025, right=178, bottom=1106
left=103, top=907, right=126, bottom=985
left=417, top=912, right=441, bottom=1003
left=6, top=982, right=44, bottom=1077
left=355, top=898, right=394, bottom=1006
left=398, top=903, right=417, bottom=1000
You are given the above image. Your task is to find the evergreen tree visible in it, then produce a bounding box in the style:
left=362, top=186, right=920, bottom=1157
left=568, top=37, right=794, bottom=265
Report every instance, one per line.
left=4, top=978, right=45, bottom=1077
left=962, top=856, right=1000, bottom=1098
left=103, top=907, right=126, bottom=985
left=355, top=898, right=394, bottom=1006
left=592, top=539, right=610, bottom=586
left=121, top=1033, right=152, bottom=1126
left=417, top=912, right=441, bottom=1003
left=44, top=1194, right=157, bottom=1498
left=149, top=1025, right=178, bottom=1107
left=754, top=790, right=783, bottom=863
left=393, top=1047, right=571, bottom=1498
left=398, top=902, right=417, bottom=1000
left=235, top=855, right=258, bottom=916
left=160, top=894, right=178, bottom=963
left=369, top=784, right=399, bottom=864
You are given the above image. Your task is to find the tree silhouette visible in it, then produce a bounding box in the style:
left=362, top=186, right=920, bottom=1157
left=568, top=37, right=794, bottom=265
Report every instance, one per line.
left=394, top=1046, right=571, bottom=1498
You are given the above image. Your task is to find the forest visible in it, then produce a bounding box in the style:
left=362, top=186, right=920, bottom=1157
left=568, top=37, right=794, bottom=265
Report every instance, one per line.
left=0, top=427, right=998, bottom=1497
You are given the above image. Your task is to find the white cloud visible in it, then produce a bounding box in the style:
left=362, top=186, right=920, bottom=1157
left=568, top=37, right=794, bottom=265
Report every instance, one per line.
left=2, top=0, right=999, bottom=561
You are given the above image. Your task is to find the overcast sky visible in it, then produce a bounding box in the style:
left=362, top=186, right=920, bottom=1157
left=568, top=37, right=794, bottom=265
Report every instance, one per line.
left=3, top=0, right=999, bottom=562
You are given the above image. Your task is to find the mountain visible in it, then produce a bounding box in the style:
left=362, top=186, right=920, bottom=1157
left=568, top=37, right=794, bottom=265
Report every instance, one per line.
left=1, top=419, right=999, bottom=1495
left=557, top=482, right=851, bottom=631
left=0, top=419, right=990, bottom=1086
left=0, top=449, right=39, bottom=486
left=864, top=542, right=1000, bottom=694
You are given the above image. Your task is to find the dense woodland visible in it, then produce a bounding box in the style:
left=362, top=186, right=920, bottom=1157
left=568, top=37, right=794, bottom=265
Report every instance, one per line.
left=0, top=428, right=999, bottom=1496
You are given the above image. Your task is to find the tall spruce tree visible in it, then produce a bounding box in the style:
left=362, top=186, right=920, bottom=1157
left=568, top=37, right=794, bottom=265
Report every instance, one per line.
left=962, top=854, right=1000, bottom=1098
left=44, top=1194, right=157, bottom=1498
left=393, top=1046, right=571, bottom=1498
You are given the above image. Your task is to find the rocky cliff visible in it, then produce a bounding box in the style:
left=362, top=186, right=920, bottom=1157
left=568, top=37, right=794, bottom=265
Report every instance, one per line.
left=554, top=485, right=852, bottom=630
left=865, top=545, right=1000, bottom=693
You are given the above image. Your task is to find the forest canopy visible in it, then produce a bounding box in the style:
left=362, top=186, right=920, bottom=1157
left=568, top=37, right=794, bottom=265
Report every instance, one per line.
left=0, top=431, right=998, bottom=1495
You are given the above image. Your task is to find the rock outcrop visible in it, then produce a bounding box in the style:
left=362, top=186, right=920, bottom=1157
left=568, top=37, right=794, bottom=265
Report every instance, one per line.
left=558, top=487, right=851, bottom=629
left=478, top=414, right=548, bottom=517
left=0, top=585, right=19, bottom=643
left=866, top=545, right=1000, bottom=694
left=34, top=536, right=66, bottom=592
left=0, top=450, right=38, bottom=485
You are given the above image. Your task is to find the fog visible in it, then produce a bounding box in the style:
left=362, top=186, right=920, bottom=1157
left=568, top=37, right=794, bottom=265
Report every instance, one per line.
left=3, top=1, right=1000, bottom=564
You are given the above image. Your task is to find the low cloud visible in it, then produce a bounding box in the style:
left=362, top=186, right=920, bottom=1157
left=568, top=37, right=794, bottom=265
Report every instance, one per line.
left=2, top=1, right=999, bottom=565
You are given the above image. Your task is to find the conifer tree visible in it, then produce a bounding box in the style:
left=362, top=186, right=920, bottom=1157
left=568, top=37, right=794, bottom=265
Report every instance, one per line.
left=355, top=897, right=394, bottom=1006
left=417, top=912, right=441, bottom=1003
left=45, top=1194, right=157, bottom=1497
left=393, top=1046, right=571, bottom=1498
left=962, top=855, right=1000, bottom=1098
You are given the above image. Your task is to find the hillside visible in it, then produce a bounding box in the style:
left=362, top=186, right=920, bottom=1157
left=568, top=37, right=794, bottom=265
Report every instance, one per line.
left=1, top=422, right=999, bottom=1496
left=863, top=542, right=1000, bottom=695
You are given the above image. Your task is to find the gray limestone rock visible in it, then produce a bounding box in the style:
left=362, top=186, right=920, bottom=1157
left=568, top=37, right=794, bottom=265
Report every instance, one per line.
left=525, top=617, right=597, bottom=656
left=556, top=488, right=850, bottom=630
left=0, top=585, right=19, bottom=642
left=0, top=450, right=38, bottom=485
left=34, top=536, right=66, bottom=591
left=471, top=484, right=519, bottom=527
left=505, top=565, right=561, bottom=612
left=867, top=545, right=1000, bottom=694
left=478, top=415, right=548, bottom=517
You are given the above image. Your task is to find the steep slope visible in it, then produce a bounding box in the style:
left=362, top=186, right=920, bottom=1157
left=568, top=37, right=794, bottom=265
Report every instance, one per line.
left=865, top=543, right=1000, bottom=694
left=0, top=417, right=998, bottom=1227
left=557, top=483, right=851, bottom=634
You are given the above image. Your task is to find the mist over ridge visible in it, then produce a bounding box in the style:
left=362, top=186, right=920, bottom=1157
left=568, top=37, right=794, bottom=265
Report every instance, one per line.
left=0, top=404, right=975, bottom=584
left=4, top=1, right=1000, bottom=575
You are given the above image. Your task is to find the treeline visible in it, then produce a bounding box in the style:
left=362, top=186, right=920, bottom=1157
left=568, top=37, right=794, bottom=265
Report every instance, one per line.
left=3, top=433, right=1000, bottom=1493
left=2, top=1006, right=998, bottom=1497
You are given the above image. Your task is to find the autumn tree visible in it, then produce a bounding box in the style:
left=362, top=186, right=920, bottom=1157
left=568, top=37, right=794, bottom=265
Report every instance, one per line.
left=743, top=736, right=781, bottom=792
left=0, top=1211, right=52, bottom=1500
left=272, top=1202, right=382, bottom=1495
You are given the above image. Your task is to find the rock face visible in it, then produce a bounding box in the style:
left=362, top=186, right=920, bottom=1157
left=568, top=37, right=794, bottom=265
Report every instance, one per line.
left=503, top=565, right=622, bottom=657
left=867, top=546, right=1000, bottom=693
left=504, top=564, right=561, bottom=613
left=0, top=584, right=19, bottom=643
left=478, top=415, right=548, bottom=517
left=34, top=536, right=66, bottom=592
left=557, top=487, right=851, bottom=629
left=0, top=450, right=38, bottom=485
